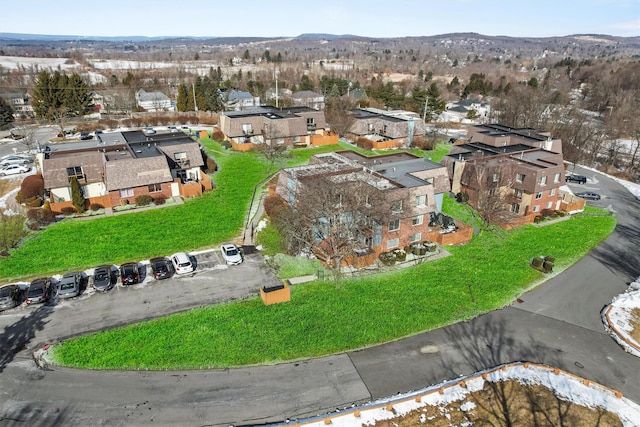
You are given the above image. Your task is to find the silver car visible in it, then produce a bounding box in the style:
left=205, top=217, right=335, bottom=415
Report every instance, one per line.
left=0, top=155, right=33, bottom=166
left=0, top=284, right=27, bottom=312
left=58, top=272, right=83, bottom=299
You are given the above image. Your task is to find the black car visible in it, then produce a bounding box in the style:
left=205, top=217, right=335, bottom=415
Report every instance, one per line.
left=120, top=262, right=141, bottom=285
left=566, top=174, right=587, bottom=184
left=79, top=131, right=92, bottom=140
left=93, top=265, right=118, bottom=291
left=25, top=277, right=56, bottom=305
left=150, top=257, right=173, bottom=280
left=0, top=284, right=27, bottom=312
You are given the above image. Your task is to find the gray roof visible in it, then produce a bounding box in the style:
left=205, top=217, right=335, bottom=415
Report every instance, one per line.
left=137, top=89, right=169, bottom=102
left=43, top=151, right=105, bottom=189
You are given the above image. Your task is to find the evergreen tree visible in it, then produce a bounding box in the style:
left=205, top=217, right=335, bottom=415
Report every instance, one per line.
left=0, top=97, right=14, bottom=129
left=300, top=74, right=314, bottom=91
left=70, top=176, right=85, bottom=214
left=426, top=82, right=446, bottom=119
left=176, top=82, right=189, bottom=111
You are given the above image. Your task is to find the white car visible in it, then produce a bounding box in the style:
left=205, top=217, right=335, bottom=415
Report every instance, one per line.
left=171, top=252, right=194, bottom=274
left=0, top=164, right=31, bottom=176
left=220, top=243, right=243, bottom=265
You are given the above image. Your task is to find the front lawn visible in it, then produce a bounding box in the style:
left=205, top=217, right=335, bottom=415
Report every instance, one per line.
left=53, top=208, right=616, bottom=369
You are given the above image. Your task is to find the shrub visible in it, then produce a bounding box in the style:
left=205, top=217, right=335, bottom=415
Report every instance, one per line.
left=16, top=192, right=43, bottom=208
left=154, top=195, right=167, bottom=205
left=27, top=207, right=56, bottom=227
left=409, top=242, right=427, bottom=256
left=534, top=215, right=544, bottom=224
left=378, top=251, right=396, bottom=266
left=412, top=136, right=436, bottom=151
left=355, top=137, right=374, bottom=151
left=135, top=195, right=153, bottom=206
left=263, top=195, right=288, bottom=218
left=544, top=256, right=556, bottom=263
left=221, top=140, right=232, bottom=150
left=205, top=156, right=218, bottom=173
left=89, top=203, right=104, bottom=211
left=455, top=192, right=469, bottom=203
left=392, top=248, right=407, bottom=262
left=20, top=173, right=45, bottom=199
left=424, top=241, right=437, bottom=252
left=543, top=261, right=554, bottom=272
left=211, top=129, right=225, bottom=142
left=61, top=206, right=76, bottom=216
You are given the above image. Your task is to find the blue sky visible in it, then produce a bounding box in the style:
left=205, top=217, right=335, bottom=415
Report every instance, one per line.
left=0, top=0, right=638, bottom=38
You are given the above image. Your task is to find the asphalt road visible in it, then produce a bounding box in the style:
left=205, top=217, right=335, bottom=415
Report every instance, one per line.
left=0, top=167, right=639, bottom=426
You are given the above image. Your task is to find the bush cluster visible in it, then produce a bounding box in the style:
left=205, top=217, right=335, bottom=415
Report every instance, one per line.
left=27, top=207, right=56, bottom=229
left=455, top=192, right=469, bottom=203
left=531, top=255, right=555, bottom=273
left=60, top=206, right=76, bottom=216
left=211, top=129, right=225, bottom=142
left=89, top=203, right=104, bottom=211
left=355, top=137, right=375, bottom=151
left=154, top=195, right=167, bottom=205
left=412, top=136, right=436, bottom=151
left=135, top=195, right=153, bottom=206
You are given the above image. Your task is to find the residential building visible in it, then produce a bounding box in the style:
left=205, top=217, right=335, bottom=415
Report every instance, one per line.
left=275, top=150, right=458, bottom=266
left=440, top=99, right=491, bottom=123
left=135, top=89, right=174, bottom=112
left=39, top=130, right=211, bottom=212
left=221, top=89, right=261, bottom=111
left=0, top=92, right=34, bottom=118
left=291, top=91, right=325, bottom=110
left=441, top=124, right=570, bottom=228
left=219, top=106, right=336, bottom=151
left=349, top=108, right=426, bottom=148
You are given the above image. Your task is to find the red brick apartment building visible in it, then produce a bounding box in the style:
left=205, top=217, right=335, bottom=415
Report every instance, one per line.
left=441, top=124, right=575, bottom=227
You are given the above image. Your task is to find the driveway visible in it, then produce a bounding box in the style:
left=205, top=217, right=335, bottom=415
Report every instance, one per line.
left=0, top=167, right=638, bottom=426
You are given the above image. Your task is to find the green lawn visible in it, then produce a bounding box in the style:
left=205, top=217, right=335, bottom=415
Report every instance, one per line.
left=0, top=141, right=337, bottom=281
left=53, top=207, right=616, bottom=369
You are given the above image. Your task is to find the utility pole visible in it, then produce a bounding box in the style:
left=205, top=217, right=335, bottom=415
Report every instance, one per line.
left=192, top=82, right=198, bottom=112
left=422, top=96, right=429, bottom=123
left=275, top=68, right=279, bottom=108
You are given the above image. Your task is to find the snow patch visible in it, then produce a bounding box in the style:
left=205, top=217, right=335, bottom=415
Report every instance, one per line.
left=602, top=277, right=640, bottom=357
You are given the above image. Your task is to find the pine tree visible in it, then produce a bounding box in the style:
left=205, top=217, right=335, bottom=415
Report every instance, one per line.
left=70, top=176, right=86, bottom=213
left=176, top=82, right=189, bottom=111
left=0, top=97, right=14, bottom=128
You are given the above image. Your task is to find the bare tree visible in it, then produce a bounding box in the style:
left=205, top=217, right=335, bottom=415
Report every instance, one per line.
left=256, top=122, right=291, bottom=172
left=325, top=96, right=356, bottom=137
left=279, top=171, right=392, bottom=280
left=459, top=156, right=517, bottom=233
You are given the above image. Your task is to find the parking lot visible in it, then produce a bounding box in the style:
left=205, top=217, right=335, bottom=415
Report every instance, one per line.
left=0, top=247, right=282, bottom=345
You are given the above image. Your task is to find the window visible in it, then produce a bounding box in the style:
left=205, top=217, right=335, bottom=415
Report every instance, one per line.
left=516, top=173, right=526, bottom=183
left=292, top=135, right=300, bottom=142
left=535, top=192, right=543, bottom=199
left=554, top=173, right=560, bottom=183
left=242, top=123, right=253, bottom=134
left=174, top=152, right=187, bottom=161
left=383, top=124, right=388, bottom=134
left=410, top=233, right=422, bottom=243
left=546, top=201, right=553, bottom=209
left=66, top=166, right=84, bottom=182
left=533, top=205, right=540, bottom=212
left=391, top=200, right=403, bottom=213
left=540, top=176, right=547, bottom=185
left=307, top=117, right=315, bottom=127
left=388, top=219, right=400, bottom=231
left=501, top=141, right=507, bottom=147
left=412, top=214, right=424, bottom=226
left=492, top=173, right=499, bottom=182
left=550, top=188, right=556, bottom=196
left=514, top=189, right=523, bottom=199
left=367, top=123, right=374, bottom=132
left=148, top=183, right=162, bottom=193
left=510, top=203, right=520, bottom=213
left=386, top=238, right=399, bottom=249
left=120, top=188, right=134, bottom=198
left=415, top=194, right=426, bottom=207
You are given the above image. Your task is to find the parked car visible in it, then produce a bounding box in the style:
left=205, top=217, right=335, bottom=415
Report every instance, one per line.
left=0, top=164, right=31, bottom=176
left=79, top=131, right=92, bottom=140
left=58, top=271, right=83, bottom=299
left=25, top=277, right=55, bottom=305
left=171, top=252, right=194, bottom=275
left=93, top=265, right=118, bottom=291
left=0, top=155, right=33, bottom=166
left=167, top=125, right=178, bottom=132
left=150, top=257, right=173, bottom=280
left=576, top=191, right=601, bottom=201
left=144, top=127, right=156, bottom=134
left=0, top=284, right=27, bottom=312
left=566, top=174, right=587, bottom=184
left=220, top=243, right=243, bottom=265
left=120, top=262, right=141, bottom=285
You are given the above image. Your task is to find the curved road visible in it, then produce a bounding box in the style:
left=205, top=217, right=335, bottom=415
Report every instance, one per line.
left=1, top=167, right=639, bottom=426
